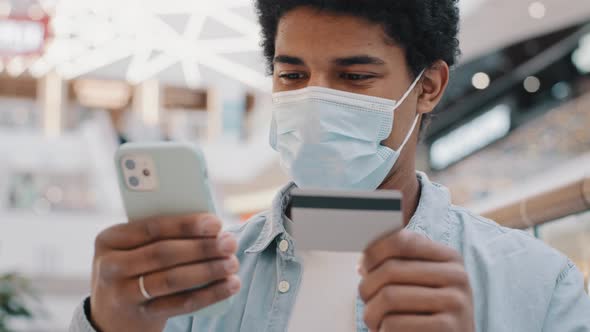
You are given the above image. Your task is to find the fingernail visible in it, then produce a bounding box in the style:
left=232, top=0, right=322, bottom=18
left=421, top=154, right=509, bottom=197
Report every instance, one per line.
left=227, top=277, right=241, bottom=294
left=218, top=234, right=237, bottom=255
left=357, top=255, right=367, bottom=276
left=198, top=218, right=219, bottom=236
left=357, top=264, right=367, bottom=277
left=224, top=257, right=239, bottom=273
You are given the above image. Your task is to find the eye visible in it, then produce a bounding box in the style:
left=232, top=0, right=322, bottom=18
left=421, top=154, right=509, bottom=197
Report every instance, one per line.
left=340, top=73, right=376, bottom=81
left=278, top=72, right=307, bottom=80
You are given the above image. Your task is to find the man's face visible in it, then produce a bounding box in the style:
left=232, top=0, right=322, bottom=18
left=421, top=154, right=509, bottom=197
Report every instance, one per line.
left=272, top=7, right=424, bottom=158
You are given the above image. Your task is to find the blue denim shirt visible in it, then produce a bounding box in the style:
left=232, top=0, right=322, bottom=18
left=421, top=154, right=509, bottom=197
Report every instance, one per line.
left=71, top=173, right=590, bottom=332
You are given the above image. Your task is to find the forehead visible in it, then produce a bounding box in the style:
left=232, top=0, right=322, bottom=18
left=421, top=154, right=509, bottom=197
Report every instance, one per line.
left=275, top=7, right=399, bottom=59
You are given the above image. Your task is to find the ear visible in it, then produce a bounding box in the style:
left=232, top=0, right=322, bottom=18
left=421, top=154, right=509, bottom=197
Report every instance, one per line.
left=416, top=60, right=450, bottom=115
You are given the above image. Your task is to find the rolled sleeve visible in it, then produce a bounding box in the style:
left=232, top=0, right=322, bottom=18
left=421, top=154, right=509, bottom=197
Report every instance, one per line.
left=69, top=297, right=98, bottom=332
left=542, top=261, right=590, bottom=331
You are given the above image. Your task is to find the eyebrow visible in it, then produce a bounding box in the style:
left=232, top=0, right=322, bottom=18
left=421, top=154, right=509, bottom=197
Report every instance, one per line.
left=332, top=55, right=386, bottom=66
left=274, top=55, right=305, bottom=66
left=273, top=54, right=386, bottom=67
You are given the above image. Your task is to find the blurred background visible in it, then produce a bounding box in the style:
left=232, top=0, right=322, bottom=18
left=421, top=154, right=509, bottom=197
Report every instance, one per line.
left=0, top=0, right=588, bottom=330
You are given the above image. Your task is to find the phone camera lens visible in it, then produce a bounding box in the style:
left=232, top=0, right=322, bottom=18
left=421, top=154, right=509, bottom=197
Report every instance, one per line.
left=129, top=176, right=140, bottom=187
left=142, top=169, right=151, bottom=177
left=125, top=160, right=136, bottom=170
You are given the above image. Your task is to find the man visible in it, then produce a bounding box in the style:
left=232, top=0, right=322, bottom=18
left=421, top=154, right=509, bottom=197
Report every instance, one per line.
left=70, top=1, right=590, bottom=331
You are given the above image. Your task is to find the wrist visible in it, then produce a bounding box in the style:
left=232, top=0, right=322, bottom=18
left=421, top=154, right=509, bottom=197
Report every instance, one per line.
left=85, top=297, right=104, bottom=332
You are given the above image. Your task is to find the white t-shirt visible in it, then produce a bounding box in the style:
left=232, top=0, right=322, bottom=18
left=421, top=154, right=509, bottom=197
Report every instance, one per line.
left=287, top=251, right=362, bottom=332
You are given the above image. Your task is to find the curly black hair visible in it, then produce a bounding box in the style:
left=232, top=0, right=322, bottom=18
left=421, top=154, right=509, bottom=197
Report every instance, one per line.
left=255, top=0, right=461, bottom=78
left=255, top=1, right=460, bottom=133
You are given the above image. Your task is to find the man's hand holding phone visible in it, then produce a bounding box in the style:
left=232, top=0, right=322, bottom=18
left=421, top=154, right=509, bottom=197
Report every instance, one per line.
left=90, top=214, right=241, bottom=332
left=359, top=230, right=475, bottom=332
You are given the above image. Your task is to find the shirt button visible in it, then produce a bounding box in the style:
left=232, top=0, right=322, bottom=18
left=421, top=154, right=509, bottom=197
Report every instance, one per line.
left=278, top=280, right=290, bottom=293
left=279, top=240, right=289, bottom=252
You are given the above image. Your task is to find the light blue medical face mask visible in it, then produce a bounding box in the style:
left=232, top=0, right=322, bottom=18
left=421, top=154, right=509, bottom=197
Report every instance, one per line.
left=269, top=71, right=424, bottom=190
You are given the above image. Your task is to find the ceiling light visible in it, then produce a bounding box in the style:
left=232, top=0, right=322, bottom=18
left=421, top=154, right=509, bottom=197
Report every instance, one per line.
left=29, top=58, right=51, bottom=78
left=126, top=52, right=178, bottom=84
left=572, top=49, right=590, bottom=74
left=528, top=2, right=546, bottom=19
left=210, top=9, right=261, bottom=38
left=0, top=1, right=11, bottom=17
left=34, top=0, right=270, bottom=91
left=551, top=82, right=571, bottom=100
left=572, top=33, right=590, bottom=74
left=472, top=72, right=491, bottom=90
left=57, top=40, right=133, bottom=80
left=6, top=57, right=26, bottom=77
left=430, top=104, right=512, bottom=170
left=0, top=18, right=47, bottom=54
left=49, top=15, right=72, bottom=37
left=523, top=76, right=541, bottom=93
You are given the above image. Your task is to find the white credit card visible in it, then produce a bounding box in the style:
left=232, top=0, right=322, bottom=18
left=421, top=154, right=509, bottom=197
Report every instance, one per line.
left=290, top=189, right=404, bottom=252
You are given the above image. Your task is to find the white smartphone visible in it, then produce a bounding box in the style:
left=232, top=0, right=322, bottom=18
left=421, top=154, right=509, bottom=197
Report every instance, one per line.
left=290, top=189, right=404, bottom=252
left=115, top=142, right=233, bottom=318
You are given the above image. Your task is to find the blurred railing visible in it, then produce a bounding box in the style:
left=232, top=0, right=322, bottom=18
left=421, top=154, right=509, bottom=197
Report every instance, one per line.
left=482, top=176, right=590, bottom=229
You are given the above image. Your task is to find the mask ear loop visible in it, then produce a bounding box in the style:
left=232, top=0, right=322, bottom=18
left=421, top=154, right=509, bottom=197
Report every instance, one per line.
left=398, top=114, right=421, bottom=152
left=396, top=70, right=426, bottom=108
left=395, top=70, right=425, bottom=152
left=269, top=113, right=278, bottom=149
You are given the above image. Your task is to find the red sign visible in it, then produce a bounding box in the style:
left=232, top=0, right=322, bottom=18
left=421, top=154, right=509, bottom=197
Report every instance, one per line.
left=0, top=16, right=49, bottom=57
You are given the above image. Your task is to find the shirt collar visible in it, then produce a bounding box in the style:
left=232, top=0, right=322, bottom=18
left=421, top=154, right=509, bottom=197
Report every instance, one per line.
left=245, top=182, right=297, bottom=253
left=407, top=172, right=453, bottom=246
left=245, top=172, right=452, bottom=253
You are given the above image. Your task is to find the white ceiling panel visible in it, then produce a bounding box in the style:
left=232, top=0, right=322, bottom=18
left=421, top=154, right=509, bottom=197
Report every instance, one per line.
left=4, top=0, right=589, bottom=90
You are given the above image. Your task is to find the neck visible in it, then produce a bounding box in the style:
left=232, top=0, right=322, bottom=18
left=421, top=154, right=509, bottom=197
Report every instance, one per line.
left=379, top=166, right=421, bottom=226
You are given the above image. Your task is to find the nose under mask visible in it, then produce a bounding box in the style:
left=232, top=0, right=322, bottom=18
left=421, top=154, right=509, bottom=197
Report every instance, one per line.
left=269, top=70, right=424, bottom=190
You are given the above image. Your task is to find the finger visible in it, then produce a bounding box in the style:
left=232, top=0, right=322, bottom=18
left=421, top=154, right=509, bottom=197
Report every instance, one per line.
left=104, top=233, right=238, bottom=278
left=96, top=214, right=222, bottom=250
left=363, top=285, right=461, bottom=330
left=140, top=276, right=241, bottom=319
left=378, top=314, right=453, bottom=332
left=359, top=260, right=468, bottom=302
left=133, top=256, right=239, bottom=301
left=362, top=230, right=461, bottom=272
